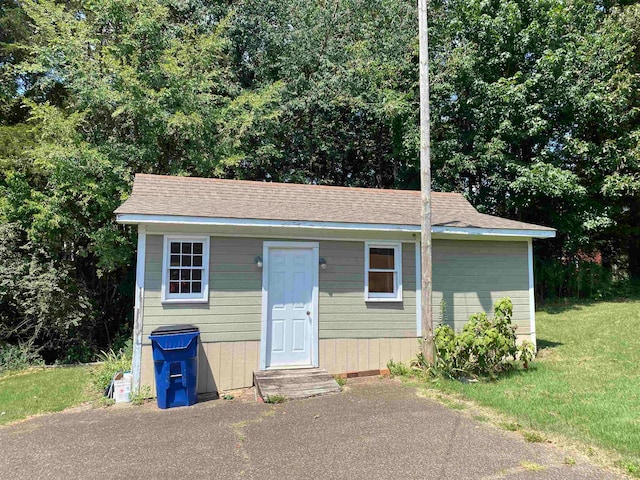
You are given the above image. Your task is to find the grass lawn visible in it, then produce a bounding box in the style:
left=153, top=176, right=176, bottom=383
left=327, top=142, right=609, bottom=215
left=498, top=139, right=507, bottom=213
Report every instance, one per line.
left=429, top=299, right=640, bottom=475
left=0, top=366, right=94, bottom=426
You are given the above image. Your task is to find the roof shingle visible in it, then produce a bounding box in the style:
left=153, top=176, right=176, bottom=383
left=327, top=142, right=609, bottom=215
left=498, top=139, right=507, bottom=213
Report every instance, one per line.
left=115, top=174, right=554, bottom=232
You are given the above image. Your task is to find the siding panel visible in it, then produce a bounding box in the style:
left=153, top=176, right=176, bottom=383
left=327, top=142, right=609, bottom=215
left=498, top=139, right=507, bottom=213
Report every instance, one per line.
left=143, top=235, right=263, bottom=343
left=143, top=237, right=419, bottom=345
left=318, top=241, right=417, bottom=339
left=143, top=235, right=529, bottom=349
left=432, top=239, right=531, bottom=334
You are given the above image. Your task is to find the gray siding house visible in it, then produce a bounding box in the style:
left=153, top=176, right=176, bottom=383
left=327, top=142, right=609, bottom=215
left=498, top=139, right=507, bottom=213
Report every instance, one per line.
left=115, top=174, right=555, bottom=394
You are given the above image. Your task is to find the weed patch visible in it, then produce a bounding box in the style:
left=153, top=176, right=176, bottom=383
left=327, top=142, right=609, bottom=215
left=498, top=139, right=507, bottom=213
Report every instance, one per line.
left=264, top=394, right=286, bottom=404
left=129, top=385, right=152, bottom=406
left=334, top=376, right=347, bottom=388
left=0, top=343, right=43, bottom=374
left=522, top=431, right=545, bottom=443
left=387, top=359, right=411, bottom=377
left=500, top=422, right=521, bottom=432
left=520, top=461, right=546, bottom=472
left=90, top=340, right=132, bottom=393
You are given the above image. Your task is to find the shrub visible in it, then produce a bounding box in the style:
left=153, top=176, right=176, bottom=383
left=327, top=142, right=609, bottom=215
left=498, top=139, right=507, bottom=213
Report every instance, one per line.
left=62, top=342, right=94, bottom=364
left=387, top=359, right=411, bottom=377
left=90, top=339, right=133, bottom=392
left=0, top=342, right=43, bottom=373
left=0, top=224, right=97, bottom=363
left=427, top=297, right=534, bottom=379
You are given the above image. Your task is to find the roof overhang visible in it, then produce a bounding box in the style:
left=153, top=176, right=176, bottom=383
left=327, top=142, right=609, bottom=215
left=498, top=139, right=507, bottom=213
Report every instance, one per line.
left=432, top=225, right=555, bottom=239
left=116, top=214, right=556, bottom=239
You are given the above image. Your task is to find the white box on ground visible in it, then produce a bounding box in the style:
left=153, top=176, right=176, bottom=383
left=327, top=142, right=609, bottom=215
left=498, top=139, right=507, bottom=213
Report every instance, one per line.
left=114, top=372, right=132, bottom=403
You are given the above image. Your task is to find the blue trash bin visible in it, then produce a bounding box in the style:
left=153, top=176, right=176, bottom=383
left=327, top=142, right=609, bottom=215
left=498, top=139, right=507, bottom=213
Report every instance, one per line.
left=149, top=325, right=199, bottom=409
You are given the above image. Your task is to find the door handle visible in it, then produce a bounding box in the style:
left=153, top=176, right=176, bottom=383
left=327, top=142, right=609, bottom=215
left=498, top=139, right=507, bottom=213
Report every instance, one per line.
left=307, top=311, right=311, bottom=316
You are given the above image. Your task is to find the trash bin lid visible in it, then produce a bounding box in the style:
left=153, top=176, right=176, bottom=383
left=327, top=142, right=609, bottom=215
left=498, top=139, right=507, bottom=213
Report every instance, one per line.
left=150, top=325, right=199, bottom=336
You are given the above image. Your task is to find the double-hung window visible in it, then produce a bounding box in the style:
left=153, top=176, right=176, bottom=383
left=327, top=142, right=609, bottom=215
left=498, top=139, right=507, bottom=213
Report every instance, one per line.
left=162, top=236, right=210, bottom=303
left=365, top=242, right=402, bottom=301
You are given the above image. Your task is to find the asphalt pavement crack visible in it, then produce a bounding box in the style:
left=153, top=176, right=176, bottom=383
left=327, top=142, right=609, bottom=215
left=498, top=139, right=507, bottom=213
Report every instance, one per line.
left=229, top=406, right=278, bottom=476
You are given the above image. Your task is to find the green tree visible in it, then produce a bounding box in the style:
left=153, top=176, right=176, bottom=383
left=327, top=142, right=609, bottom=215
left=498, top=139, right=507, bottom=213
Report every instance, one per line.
left=427, top=0, right=640, bottom=282
left=229, top=0, right=419, bottom=187
left=0, top=0, right=279, bottom=358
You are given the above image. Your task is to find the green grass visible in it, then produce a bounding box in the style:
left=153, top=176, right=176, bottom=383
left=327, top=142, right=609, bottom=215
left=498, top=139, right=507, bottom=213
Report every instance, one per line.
left=0, top=367, right=93, bottom=425
left=430, top=299, right=640, bottom=475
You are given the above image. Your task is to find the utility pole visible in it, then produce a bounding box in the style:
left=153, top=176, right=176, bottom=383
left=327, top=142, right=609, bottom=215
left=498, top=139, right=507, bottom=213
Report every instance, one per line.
left=418, top=0, right=434, bottom=364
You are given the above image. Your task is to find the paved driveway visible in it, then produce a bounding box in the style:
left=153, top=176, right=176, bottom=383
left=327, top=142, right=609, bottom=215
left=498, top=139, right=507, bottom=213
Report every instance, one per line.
left=0, top=377, right=624, bottom=479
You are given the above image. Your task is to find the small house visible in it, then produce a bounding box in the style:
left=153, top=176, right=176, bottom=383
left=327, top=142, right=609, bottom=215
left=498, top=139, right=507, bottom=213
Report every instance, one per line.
left=115, top=174, right=555, bottom=394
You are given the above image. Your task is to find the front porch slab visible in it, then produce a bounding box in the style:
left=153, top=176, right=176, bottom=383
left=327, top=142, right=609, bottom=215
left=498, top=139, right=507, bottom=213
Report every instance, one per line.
left=254, top=368, right=341, bottom=401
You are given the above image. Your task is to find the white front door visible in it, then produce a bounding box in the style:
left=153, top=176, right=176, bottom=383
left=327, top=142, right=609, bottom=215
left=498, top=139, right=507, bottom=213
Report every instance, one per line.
left=265, top=245, right=317, bottom=368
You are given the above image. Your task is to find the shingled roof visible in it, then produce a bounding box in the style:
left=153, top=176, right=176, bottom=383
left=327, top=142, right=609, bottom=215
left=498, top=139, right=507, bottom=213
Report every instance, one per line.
left=115, top=174, right=555, bottom=234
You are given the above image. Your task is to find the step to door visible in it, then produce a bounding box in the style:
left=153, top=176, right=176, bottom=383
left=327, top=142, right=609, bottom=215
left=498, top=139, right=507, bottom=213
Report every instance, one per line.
left=254, top=368, right=341, bottom=401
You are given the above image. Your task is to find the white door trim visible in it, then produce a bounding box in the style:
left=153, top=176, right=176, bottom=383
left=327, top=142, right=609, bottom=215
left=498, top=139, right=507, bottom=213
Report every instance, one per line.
left=260, top=241, right=319, bottom=370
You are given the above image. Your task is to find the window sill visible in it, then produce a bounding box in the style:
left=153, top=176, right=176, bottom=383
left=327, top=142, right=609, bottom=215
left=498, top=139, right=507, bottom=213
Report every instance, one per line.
left=161, top=298, right=209, bottom=305
left=365, top=297, right=403, bottom=303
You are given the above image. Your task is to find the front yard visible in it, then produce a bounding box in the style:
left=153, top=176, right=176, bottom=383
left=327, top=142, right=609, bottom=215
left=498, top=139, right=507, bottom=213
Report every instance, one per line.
left=430, top=299, right=640, bottom=476
left=1, top=299, right=638, bottom=476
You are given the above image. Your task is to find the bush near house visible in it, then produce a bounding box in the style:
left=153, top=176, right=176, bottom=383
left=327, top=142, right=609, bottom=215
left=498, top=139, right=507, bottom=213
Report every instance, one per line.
left=429, top=298, right=534, bottom=378
left=389, top=298, right=533, bottom=380
left=89, top=339, right=133, bottom=393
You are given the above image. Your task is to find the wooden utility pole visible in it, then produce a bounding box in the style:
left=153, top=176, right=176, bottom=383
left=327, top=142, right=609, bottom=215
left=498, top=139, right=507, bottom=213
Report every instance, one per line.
left=418, top=0, right=435, bottom=364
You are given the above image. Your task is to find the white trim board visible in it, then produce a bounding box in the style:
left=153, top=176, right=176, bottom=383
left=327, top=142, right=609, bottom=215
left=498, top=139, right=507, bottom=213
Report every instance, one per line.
left=415, top=241, right=422, bottom=337
left=432, top=226, right=555, bottom=238
left=119, top=214, right=416, bottom=232
left=140, top=226, right=540, bottom=243
left=117, top=213, right=555, bottom=239
left=131, top=225, right=146, bottom=393
left=260, top=241, right=320, bottom=370
left=528, top=239, right=537, bottom=350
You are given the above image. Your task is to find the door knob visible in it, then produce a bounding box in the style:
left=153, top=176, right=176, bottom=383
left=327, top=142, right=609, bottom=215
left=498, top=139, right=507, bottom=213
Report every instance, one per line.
left=307, top=311, right=311, bottom=316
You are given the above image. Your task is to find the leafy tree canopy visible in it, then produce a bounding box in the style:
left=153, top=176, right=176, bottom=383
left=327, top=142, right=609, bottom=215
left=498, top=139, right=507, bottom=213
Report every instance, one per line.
left=0, top=0, right=638, bottom=358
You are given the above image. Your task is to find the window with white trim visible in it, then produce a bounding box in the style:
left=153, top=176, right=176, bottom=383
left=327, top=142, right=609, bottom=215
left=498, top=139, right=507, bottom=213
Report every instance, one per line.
left=365, top=242, right=402, bottom=301
left=162, top=236, right=209, bottom=303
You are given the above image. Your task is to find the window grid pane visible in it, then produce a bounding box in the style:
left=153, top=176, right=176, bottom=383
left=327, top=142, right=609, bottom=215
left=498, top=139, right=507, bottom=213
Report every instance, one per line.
left=167, top=241, right=206, bottom=296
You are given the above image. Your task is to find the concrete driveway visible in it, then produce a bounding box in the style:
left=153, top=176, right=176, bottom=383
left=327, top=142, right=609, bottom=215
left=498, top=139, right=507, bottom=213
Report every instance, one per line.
left=0, top=377, right=625, bottom=479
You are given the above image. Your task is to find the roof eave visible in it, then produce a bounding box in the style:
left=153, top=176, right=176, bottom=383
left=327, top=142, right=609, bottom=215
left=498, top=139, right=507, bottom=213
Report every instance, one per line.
left=432, top=226, right=555, bottom=239
left=116, top=213, right=556, bottom=238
